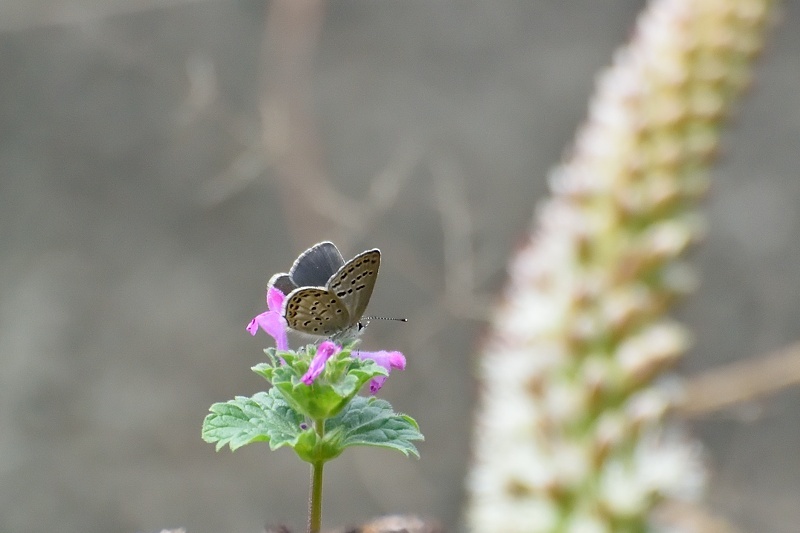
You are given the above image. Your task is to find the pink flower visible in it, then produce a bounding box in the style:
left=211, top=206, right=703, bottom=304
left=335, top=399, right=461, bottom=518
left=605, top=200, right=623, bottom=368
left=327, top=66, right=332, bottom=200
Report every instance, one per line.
left=299, top=343, right=407, bottom=393
left=301, top=341, right=340, bottom=385
left=246, top=285, right=289, bottom=351
left=354, top=350, right=406, bottom=393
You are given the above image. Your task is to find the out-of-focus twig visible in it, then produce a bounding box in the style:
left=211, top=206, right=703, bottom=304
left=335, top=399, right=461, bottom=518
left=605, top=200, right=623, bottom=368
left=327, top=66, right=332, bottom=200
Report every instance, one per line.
left=432, top=155, right=487, bottom=321
left=200, top=0, right=419, bottom=249
left=335, top=137, right=422, bottom=251
left=260, top=0, right=342, bottom=245
left=680, top=340, right=800, bottom=417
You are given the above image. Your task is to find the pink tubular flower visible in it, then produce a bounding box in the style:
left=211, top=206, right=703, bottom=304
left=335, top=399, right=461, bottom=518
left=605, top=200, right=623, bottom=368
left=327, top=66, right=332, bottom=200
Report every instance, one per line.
left=354, top=350, right=406, bottom=393
left=301, top=341, right=340, bottom=385
left=246, top=285, right=289, bottom=351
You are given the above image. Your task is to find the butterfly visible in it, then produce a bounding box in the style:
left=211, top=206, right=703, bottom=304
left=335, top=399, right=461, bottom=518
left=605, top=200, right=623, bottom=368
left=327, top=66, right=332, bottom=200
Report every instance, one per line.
left=269, top=241, right=381, bottom=341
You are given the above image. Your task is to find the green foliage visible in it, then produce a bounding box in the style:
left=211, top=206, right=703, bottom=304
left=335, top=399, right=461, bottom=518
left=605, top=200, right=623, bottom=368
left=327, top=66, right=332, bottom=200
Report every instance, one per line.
left=202, top=344, right=422, bottom=463
left=252, top=344, right=388, bottom=420
left=331, top=396, right=423, bottom=458
left=201, top=389, right=304, bottom=452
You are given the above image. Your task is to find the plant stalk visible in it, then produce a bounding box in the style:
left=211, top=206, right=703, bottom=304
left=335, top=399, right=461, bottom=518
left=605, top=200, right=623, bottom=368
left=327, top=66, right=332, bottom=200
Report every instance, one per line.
left=307, top=419, right=325, bottom=533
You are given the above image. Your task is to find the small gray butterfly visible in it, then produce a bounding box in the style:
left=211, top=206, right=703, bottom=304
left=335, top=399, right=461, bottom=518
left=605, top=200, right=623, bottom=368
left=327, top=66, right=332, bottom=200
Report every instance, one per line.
left=269, top=241, right=381, bottom=341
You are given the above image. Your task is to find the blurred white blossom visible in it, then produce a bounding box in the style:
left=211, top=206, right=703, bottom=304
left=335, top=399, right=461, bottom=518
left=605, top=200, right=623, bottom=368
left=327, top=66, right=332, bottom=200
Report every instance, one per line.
left=466, top=0, right=775, bottom=531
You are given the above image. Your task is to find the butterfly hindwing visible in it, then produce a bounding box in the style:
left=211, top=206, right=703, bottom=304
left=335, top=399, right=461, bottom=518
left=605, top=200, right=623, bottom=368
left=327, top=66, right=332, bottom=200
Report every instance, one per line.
left=289, top=241, right=345, bottom=288
left=268, top=272, right=297, bottom=295
left=327, top=249, right=381, bottom=327
left=283, top=287, right=351, bottom=337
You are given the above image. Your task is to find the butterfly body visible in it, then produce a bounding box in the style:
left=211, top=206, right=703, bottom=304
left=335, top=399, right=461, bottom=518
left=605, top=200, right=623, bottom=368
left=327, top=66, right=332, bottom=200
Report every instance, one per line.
left=270, top=242, right=380, bottom=341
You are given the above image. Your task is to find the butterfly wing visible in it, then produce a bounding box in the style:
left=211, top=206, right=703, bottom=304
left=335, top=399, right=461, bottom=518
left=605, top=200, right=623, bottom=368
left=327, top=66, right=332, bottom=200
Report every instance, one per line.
left=268, top=272, right=297, bottom=295
left=289, top=241, right=345, bottom=288
left=327, top=249, right=380, bottom=328
left=283, top=287, right=351, bottom=336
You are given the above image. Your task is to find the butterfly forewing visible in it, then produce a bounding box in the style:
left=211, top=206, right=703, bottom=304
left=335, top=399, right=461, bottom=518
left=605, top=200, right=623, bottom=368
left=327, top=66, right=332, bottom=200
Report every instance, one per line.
left=283, top=287, right=351, bottom=336
left=289, top=241, right=345, bottom=288
left=327, top=249, right=381, bottom=326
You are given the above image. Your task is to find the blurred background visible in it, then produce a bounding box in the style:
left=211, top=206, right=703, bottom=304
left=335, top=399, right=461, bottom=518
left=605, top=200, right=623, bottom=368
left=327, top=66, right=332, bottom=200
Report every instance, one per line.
left=1, top=1, right=799, bottom=532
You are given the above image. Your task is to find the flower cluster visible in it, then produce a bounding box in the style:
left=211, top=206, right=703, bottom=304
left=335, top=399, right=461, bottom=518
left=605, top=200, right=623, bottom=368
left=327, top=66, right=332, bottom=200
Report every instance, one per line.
left=247, top=284, right=406, bottom=393
left=203, top=278, right=422, bottom=466
left=466, top=1, right=774, bottom=532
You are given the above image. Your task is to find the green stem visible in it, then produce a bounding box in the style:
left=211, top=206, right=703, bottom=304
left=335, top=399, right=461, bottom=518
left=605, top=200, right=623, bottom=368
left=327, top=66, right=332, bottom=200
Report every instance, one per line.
left=307, top=420, right=325, bottom=533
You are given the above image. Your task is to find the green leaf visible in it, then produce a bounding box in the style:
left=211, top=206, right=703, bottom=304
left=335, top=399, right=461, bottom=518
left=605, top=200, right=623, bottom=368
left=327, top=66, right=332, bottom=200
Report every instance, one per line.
left=327, top=396, right=424, bottom=458
left=251, top=361, right=277, bottom=383
left=252, top=348, right=302, bottom=383
left=201, top=388, right=305, bottom=452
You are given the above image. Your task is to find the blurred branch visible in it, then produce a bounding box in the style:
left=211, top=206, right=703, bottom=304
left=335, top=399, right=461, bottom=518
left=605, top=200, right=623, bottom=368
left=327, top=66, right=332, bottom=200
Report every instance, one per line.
left=388, top=153, right=492, bottom=351
left=432, top=155, right=487, bottom=321
left=334, top=136, right=422, bottom=251
left=260, top=0, right=340, bottom=245
left=199, top=0, right=420, bottom=249
left=260, top=0, right=422, bottom=247
left=200, top=149, right=269, bottom=206
left=680, top=340, right=800, bottom=417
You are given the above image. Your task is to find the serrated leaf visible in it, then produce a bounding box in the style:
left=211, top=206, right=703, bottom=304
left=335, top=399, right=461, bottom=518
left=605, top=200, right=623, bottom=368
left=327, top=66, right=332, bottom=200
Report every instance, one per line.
left=327, top=396, right=424, bottom=458
left=252, top=349, right=303, bottom=383
left=251, top=362, right=275, bottom=382
left=202, top=389, right=305, bottom=452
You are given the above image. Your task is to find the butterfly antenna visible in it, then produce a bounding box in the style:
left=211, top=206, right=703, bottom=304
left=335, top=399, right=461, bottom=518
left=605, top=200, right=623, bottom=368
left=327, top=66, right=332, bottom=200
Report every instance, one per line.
left=363, top=316, right=408, bottom=323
